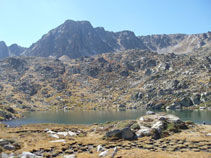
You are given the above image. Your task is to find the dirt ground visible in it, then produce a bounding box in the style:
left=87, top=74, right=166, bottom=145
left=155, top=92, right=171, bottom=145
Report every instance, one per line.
left=0, top=123, right=210, bottom=158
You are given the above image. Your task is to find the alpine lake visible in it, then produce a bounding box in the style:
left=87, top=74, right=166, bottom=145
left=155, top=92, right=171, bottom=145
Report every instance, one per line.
left=3, top=109, right=211, bottom=126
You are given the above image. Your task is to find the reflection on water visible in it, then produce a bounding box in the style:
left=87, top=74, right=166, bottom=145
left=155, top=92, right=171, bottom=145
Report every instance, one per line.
left=165, top=109, right=211, bottom=124
left=3, top=109, right=211, bottom=127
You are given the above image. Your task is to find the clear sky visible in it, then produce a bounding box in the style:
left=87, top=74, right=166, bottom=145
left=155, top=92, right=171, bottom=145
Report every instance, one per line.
left=0, top=0, right=210, bottom=47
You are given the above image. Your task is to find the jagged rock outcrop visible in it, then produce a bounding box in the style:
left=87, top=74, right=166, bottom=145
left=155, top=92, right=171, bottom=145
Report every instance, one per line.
left=8, top=44, right=26, bottom=56
left=22, top=20, right=211, bottom=58
left=139, top=32, right=211, bottom=54
left=1, top=20, right=210, bottom=59
left=0, top=41, right=26, bottom=59
left=23, top=20, right=147, bottom=58
left=0, top=41, right=9, bottom=59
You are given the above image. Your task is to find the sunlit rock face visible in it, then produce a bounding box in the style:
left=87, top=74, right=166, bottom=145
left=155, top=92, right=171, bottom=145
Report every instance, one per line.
left=23, top=20, right=211, bottom=58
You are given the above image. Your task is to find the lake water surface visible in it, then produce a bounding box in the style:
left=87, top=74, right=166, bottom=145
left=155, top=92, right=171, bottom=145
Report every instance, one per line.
left=3, top=109, right=211, bottom=127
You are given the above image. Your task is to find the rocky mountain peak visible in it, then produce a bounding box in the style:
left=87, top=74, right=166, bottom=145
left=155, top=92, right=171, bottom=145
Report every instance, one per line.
left=53, top=20, right=94, bottom=36
left=8, top=44, right=26, bottom=56
left=0, top=42, right=26, bottom=59
left=22, top=20, right=210, bottom=58
left=0, top=41, right=9, bottom=59
left=63, top=19, right=92, bottom=27
left=1, top=20, right=211, bottom=59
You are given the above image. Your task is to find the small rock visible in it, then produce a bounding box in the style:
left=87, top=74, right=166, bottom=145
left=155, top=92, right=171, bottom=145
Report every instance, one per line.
left=19, top=152, right=36, bottom=158
left=50, top=139, right=66, bottom=143
left=165, top=114, right=181, bottom=123
left=111, top=147, right=118, bottom=158
left=99, top=150, right=109, bottom=157
left=146, top=111, right=155, bottom=115
left=136, top=126, right=151, bottom=137
left=57, top=132, right=69, bottom=136
left=68, top=131, right=77, bottom=136
left=3, top=144, right=15, bottom=150
left=0, top=139, right=14, bottom=147
left=1, top=153, right=10, bottom=158
left=97, top=145, right=104, bottom=152
left=117, top=104, right=126, bottom=109
left=47, top=130, right=56, bottom=134
left=50, top=134, right=59, bottom=139
left=63, top=154, right=76, bottom=158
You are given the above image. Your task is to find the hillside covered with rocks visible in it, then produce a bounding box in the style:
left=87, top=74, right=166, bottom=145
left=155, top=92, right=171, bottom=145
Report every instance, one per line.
left=0, top=48, right=210, bottom=120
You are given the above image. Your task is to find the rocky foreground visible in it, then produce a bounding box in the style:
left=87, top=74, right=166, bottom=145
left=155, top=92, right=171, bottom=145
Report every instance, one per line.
left=0, top=112, right=211, bottom=158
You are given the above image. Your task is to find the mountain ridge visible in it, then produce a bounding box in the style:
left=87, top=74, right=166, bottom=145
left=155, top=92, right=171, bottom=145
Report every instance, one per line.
left=0, top=41, right=26, bottom=59
left=22, top=19, right=211, bottom=58
left=0, top=20, right=210, bottom=59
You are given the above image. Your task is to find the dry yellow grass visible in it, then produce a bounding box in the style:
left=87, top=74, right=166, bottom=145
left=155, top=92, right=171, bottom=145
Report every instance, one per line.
left=0, top=124, right=210, bottom=157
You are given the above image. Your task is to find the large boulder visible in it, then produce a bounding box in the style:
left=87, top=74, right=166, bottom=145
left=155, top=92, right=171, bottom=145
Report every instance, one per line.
left=0, top=139, right=21, bottom=151
left=136, top=126, right=151, bottom=137
left=137, top=113, right=188, bottom=139
left=192, top=94, right=201, bottom=105
left=0, top=110, right=13, bottom=120
left=17, top=82, right=40, bottom=96
left=120, top=70, right=129, bottom=77
left=105, top=128, right=137, bottom=140
left=179, top=97, right=193, bottom=107
left=166, top=102, right=182, bottom=110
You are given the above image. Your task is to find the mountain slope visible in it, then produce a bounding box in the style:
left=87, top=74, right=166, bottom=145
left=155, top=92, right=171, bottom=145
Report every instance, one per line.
left=23, top=20, right=211, bottom=58
left=1, top=20, right=210, bottom=59
left=23, top=20, right=147, bottom=58
left=0, top=48, right=210, bottom=120
left=139, top=32, right=211, bottom=54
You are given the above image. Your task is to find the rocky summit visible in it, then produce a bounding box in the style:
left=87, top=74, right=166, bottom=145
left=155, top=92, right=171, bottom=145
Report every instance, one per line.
left=22, top=20, right=211, bottom=58
left=0, top=41, right=26, bottom=59
left=0, top=47, right=210, bottom=120
left=0, top=20, right=210, bottom=60
left=22, top=20, right=148, bottom=58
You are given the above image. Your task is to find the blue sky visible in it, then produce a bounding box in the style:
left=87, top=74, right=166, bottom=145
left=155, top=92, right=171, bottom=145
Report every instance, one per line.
left=0, top=0, right=210, bottom=47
